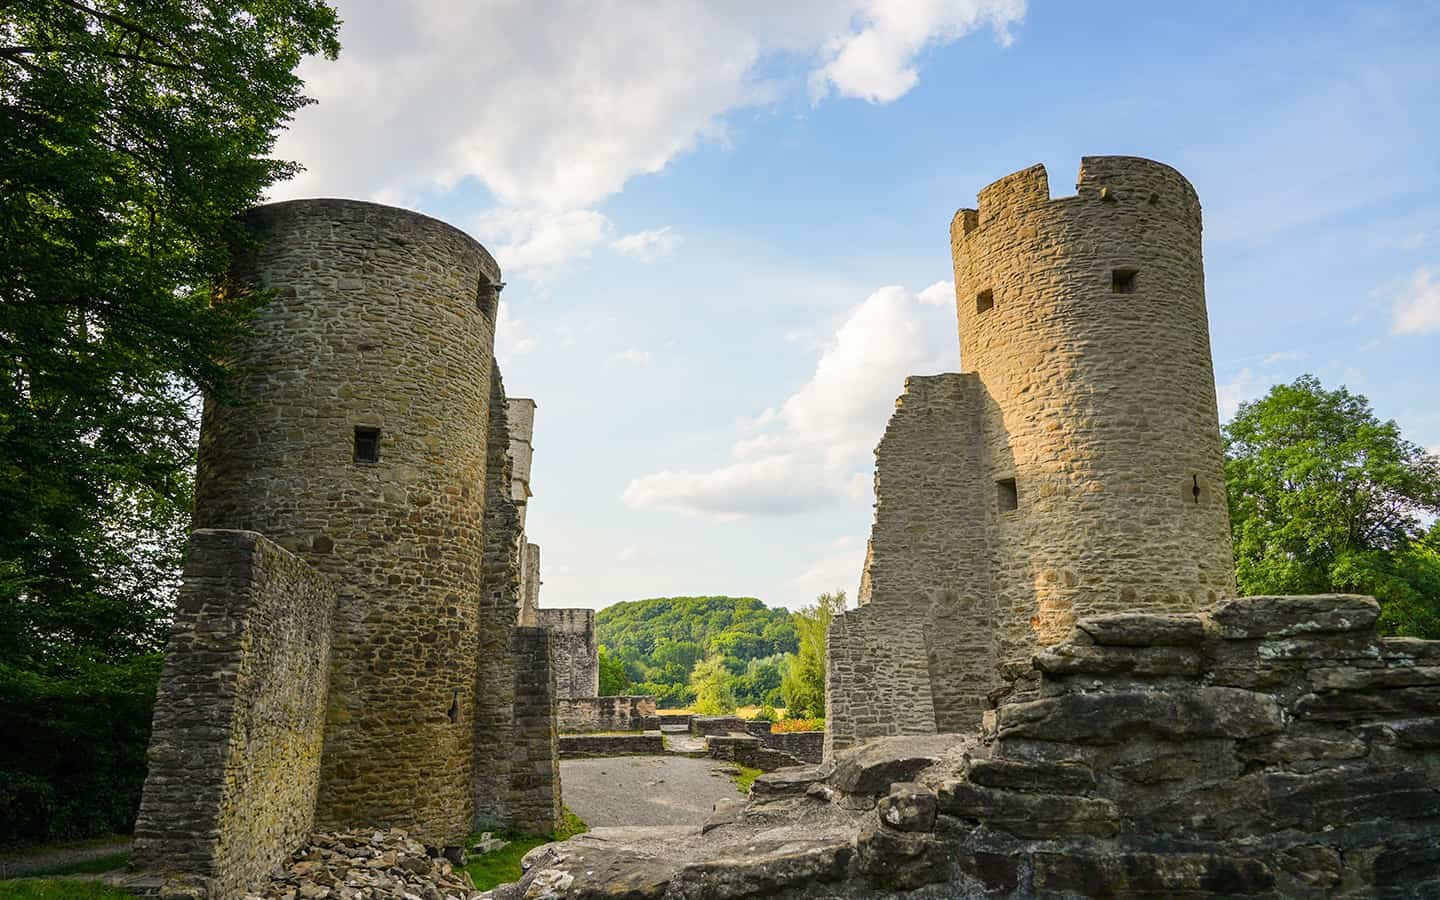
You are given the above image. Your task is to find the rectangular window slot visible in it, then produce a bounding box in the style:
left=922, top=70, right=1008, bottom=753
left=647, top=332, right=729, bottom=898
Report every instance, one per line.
left=976, top=289, right=995, bottom=314
left=354, top=426, right=381, bottom=464
left=996, top=477, right=1018, bottom=512
left=1111, top=268, right=1138, bottom=294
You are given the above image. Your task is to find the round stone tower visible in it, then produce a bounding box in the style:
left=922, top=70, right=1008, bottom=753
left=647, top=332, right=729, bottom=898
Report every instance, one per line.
left=192, top=199, right=502, bottom=843
left=950, top=156, right=1235, bottom=677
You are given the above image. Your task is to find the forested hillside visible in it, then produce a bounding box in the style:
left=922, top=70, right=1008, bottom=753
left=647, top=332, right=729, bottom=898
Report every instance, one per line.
left=596, top=596, right=798, bottom=708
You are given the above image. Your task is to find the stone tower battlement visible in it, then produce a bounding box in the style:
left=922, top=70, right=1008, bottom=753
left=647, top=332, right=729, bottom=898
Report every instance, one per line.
left=828, top=157, right=1236, bottom=757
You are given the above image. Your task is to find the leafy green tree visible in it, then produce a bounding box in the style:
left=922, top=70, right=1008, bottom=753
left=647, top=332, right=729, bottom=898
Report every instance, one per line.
left=1225, top=376, right=1440, bottom=637
left=597, top=645, right=630, bottom=696
left=781, top=590, right=846, bottom=718
left=689, top=654, right=738, bottom=716
left=0, top=0, right=339, bottom=843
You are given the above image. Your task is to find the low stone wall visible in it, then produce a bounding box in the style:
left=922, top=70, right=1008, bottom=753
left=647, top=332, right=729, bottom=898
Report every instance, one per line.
left=691, top=716, right=769, bottom=737
left=133, top=530, right=337, bottom=898
left=559, top=732, right=665, bottom=758
left=705, top=734, right=805, bottom=772
left=507, top=626, right=561, bottom=835
left=762, top=730, right=824, bottom=764
left=557, top=695, right=658, bottom=733
left=658, top=712, right=693, bottom=730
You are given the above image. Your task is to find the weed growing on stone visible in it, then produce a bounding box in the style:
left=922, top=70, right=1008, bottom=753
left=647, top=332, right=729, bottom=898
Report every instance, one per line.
left=463, top=808, right=588, bottom=891
left=731, top=765, right=763, bottom=794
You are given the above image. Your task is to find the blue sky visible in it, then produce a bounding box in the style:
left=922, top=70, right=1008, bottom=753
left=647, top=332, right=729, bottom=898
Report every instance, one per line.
left=271, top=1, right=1440, bottom=611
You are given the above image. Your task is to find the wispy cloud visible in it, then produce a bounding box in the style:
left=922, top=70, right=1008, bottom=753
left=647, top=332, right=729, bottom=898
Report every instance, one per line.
left=1262, top=350, right=1305, bottom=365
left=623, top=284, right=955, bottom=520
left=1391, top=265, right=1440, bottom=335
left=612, top=226, right=682, bottom=262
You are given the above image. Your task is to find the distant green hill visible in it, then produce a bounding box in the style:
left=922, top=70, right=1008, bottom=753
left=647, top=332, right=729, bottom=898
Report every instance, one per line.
left=596, top=596, right=798, bottom=708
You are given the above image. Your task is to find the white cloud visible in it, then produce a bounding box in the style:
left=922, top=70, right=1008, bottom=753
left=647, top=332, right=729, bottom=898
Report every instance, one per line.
left=811, top=0, right=1026, bottom=103
left=1262, top=350, right=1305, bottom=366
left=608, top=348, right=652, bottom=367
left=623, top=284, right=956, bottom=519
left=470, top=208, right=613, bottom=274
left=789, top=544, right=866, bottom=600
left=917, top=279, right=953, bottom=305
left=1391, top=265, right=1440, bottom=335
left=495, top=301, right=536, bottom=358
left=611, top=226, right=682, bottom=262
left=1216, top=368, right=1263, bottom=421
left=271, top=1, right=1024, bottom=211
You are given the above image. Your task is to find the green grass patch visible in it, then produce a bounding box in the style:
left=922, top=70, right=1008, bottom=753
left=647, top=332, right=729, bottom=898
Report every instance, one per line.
left=731, top=765, right=763, bottom=794
left=0, top=882, right=135, bottom=899
left=462, top=808, right=588, bottom=892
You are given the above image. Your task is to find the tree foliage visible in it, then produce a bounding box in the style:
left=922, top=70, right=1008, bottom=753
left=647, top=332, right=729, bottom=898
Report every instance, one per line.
left=595, top=596, right=798, bottom=708
left=1225, top=376, right=1440, bottom=638
left=0, top=0, right=339, bottom=843
left=781, top=590, right=845, bottom=719
left=597, top=645, right=630, bottom=697
left=688, top=654, right=738, bottom=716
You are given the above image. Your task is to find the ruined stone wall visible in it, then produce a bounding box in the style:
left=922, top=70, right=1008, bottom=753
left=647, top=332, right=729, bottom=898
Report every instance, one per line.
left=828, top=374, right=997, bottom=755
left=537, top=608, right=600, bottom=699
left=474, top=363, right=521, bottom=828
left=952, top=156, right=1235, bottom=672
left=508, top=626, right=562, bottom=835
left=192, top=199, right=500, bottom=843
left=520, top=542, right=541, bottom=627
left=557, top=695, right=659, bottom=733
left=134, top=530, right=336, bottom=897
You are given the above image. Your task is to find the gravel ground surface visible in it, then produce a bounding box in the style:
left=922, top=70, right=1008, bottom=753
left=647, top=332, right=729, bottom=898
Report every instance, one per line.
left=0, top=836, right=130, bottom=879
left=560, top=756, right=743, bottom=827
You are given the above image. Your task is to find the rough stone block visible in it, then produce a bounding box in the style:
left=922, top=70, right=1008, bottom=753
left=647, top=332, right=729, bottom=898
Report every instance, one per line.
left=1032, top=851, right=1275, bottom=896
left=877, top=782, right=937, bottom=832
left=937, top=782, right=1119, bottom=837
left=1211, top=594, right=1379, bottom=639
left=996, top=688, right=1284, bottom=743
left=966, top=758, right=1096, bottom=793
left=1033, top=641, right=1201, bottom=678
left=830, top=734, right=958, bottom=795
left=1076, top=612, right=1206, bottom=646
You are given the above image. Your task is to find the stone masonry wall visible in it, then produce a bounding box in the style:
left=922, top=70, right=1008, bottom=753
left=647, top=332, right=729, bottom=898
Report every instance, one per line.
left=508, top=626, right=562, bottom=835
left=828, top=373, right=996, bottom=756
left=557, top=695, right=659, bottom=733
left=953, top=157, right=1235, bottom=674
left=193, top=199, right=500, bottom=843
left=474, top=362, right=521, bottom=828
left=134, top=530, right=336, bottom=898
left=537, top=608, right=600, bottom=700
left=520, top=542, right=541, bottom=627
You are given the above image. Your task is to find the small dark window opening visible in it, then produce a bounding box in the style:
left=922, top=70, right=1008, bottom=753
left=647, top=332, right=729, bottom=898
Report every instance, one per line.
left=354, top=426, right=381, bottom=464
left=477, top=279, right=505, bottom=318
left=447, top=691, right=459, bottom=724
left=976, top=289, right=995, bottom=314
left=1112, top=268, right=1138, bottom=294
left=1192, top=474, right=1201, bottom=504
left=997, top=478, right=1018, bottom=512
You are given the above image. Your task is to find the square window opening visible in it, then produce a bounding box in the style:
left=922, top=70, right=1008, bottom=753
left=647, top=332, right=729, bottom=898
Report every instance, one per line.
left=1112, top=268, right=1138, bottom=294
left=996, top=477, right=1018, bottom=512
left=354, top=426, right=381, bottom=464
left=976, top=289, right=995, bottom=314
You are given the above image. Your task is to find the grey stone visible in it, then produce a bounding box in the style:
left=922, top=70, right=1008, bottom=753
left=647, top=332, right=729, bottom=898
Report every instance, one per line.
left=1212, top=594, right=1380, bottom=638
left=937, top=782, right=1119, bottom=837
left=995, top=687, right=1284, bottom=743
left=830, top=734, right=958, bottom=795
left=1076, top=612, right=1206, bottom=646
left=876, top=782, right=936, bottom=832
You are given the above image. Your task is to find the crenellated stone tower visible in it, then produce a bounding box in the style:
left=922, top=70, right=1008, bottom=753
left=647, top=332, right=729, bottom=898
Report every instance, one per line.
left=827, top=157, right=1236, bottom=756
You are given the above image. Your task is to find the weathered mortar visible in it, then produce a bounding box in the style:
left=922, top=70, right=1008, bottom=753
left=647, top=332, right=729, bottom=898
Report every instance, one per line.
left=191, top=199, right=500, bottom=842
left=830, top=157, right=1237, bottom=753
left=133, top=530, right=336, bottom=898
left=508, top=626, right=563, bottom=835
left=537, top=607, right=601, bottom=700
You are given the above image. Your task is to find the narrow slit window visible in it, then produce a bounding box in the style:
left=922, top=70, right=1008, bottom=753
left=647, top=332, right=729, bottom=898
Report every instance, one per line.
left=996, top=477, right=1018, bottom=512
left=354, top=426, right=381, bottom=464
left=976, top=289, right=995, bottom=314
left=1111, top=268, right=1138, bottom=294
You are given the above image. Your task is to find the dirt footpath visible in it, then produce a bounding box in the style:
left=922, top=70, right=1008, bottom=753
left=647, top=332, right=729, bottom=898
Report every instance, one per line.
left=559, top=756, right=743, bottom=827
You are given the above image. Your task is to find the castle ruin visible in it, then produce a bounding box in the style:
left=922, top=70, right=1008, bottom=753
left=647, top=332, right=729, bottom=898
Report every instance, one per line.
left=827, top=157, right=1237, bottom=755
left=132, top=200, right=560, bottom=895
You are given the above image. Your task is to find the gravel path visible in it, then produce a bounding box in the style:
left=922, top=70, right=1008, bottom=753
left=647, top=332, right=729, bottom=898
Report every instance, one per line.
left=560, top=756, right=743, bottom=827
